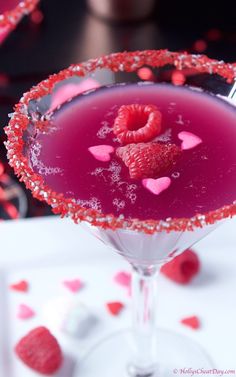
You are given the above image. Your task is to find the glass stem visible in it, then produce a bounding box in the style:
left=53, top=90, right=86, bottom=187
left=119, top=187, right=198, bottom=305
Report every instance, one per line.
left=129, top=265, right=160, bottom=377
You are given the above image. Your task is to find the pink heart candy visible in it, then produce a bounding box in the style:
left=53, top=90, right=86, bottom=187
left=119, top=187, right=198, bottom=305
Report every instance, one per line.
left=17, top=304, right=35, bottom=320
left=49, top=78, right=100, bottom=112
left=63, top=279, right=83, bottom=293
left=178, top=131, right=202, bottom=150
left=88, top=145, right=114, bottom=162
left=142, top=177, right=171, bottom=195
left=114, top=271, right=131, bottom=288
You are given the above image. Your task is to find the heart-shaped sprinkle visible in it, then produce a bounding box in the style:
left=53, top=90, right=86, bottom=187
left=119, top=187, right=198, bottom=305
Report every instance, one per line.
left=88, top=145, right=114, bottom=162
left=106, top=302, right=124, bottom=316
left=17, top=304, right=35, bottom=320
left=63, top=279, right=83, bottom=293
left=10, top=280, right=29, bottom=293
left=178, top=131, right=202, bottom=150
left=181, top=315, right=200, bottom=330
left=114, top=271, right=131, bottom=288
left=142, top=177, right=171, bottom=195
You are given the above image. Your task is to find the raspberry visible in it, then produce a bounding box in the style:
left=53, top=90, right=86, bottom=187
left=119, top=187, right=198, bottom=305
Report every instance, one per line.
left=113, top=104, right=162, bottom=144
left=116, top=142, right=181, bottom=180
left=15, top=327, right=63, bottom=375
left=161, top=249, right=200, bottom=284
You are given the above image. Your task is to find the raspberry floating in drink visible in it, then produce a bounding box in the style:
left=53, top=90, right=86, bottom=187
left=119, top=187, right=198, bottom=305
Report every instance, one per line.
left=116, top=142, right=181, bottom=180
left=113, top=104, right=162, bottom=144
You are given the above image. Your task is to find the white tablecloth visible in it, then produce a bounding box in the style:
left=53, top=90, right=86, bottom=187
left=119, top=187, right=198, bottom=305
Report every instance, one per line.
left=0, top=216, right=236, bottom=376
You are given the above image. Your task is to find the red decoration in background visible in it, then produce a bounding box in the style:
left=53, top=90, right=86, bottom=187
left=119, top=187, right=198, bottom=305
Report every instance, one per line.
left=137, top=67, right=155, bottom=81
left=10, top=280, right=29, bottom=292
left=171, top=70, right=186, bottom=86
left=161, top=249, right=200, bottom=284
left=0, top=73, right=9, bottom=87
left=0, top=163, right=21, bottom=220
left=181, top=315, right=200, bottom=330
left=206, top=28, right=222, bottom=42
left=30, top=9, right=44, bottom=25
left=106, top=302, right=124, bottom=316
left=0, top=162, right=4, bottom=177
left=193, top=39, right=208, bottom=53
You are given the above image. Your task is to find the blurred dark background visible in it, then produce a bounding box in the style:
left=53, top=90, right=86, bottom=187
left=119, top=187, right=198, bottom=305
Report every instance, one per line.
left=0, top=0, right=236, bottom=219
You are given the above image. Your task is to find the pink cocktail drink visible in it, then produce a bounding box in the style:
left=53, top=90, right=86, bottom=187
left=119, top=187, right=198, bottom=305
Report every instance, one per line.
left=27, top=83, right=236, bottom=263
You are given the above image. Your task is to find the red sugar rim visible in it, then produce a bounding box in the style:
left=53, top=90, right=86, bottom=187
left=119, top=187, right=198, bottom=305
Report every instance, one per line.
left=0, top=0, right=39, bottom=33
left=4, top=50, right=236, bottom=234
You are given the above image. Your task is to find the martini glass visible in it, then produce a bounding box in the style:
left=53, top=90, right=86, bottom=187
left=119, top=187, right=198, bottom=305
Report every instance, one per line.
left=5, top=50, right=236, bottom=376
left=0, top=0, right=39, bottom=44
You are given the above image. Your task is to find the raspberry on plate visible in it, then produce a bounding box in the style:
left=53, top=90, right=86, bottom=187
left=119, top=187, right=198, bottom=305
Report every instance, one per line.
left=15, top=326, right=63, bottom=375
left=113, top=104, right=162, bottom=144
left=116, top=142, right=181, bottom=180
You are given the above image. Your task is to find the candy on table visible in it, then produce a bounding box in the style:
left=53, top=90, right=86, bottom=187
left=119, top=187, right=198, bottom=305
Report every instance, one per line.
left=10, top=280, right=29, bottom=292
left=43, top=297, right=97, bottom=338
left=17, top=304, right=35, bottom=320
left=180, top=316, right=201, bottom=330
left=106, top=301, right=124, bottom=316
left=15, top=326, right=63, bottom=375
left=114, top=271, right=131, bottom=288
left=61, top=301, right=97, bottom=338
left=63, top=278, right=83, bottom=293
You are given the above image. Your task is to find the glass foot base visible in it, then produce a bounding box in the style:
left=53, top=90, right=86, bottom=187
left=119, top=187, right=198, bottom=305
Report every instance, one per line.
left=75, top=329, right=214, bottom=377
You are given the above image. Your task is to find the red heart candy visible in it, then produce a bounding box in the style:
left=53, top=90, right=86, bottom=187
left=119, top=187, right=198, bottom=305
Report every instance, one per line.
left=10, top=280, right=29, bottom=292
left=106, top=302, right=124, bottom=316
left=181, top=316, right=200, bottom=330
